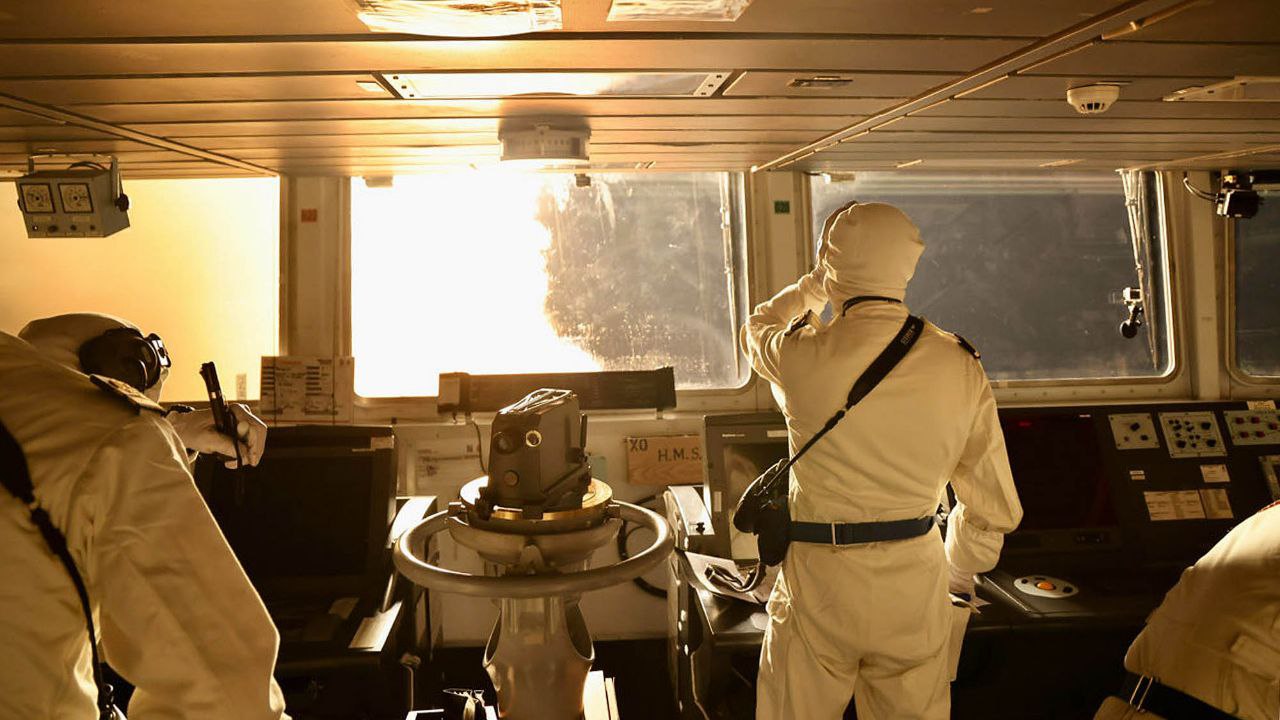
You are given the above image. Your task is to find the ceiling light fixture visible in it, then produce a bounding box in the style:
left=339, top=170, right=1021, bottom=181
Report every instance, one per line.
left=353, top=0, right=562, bottom=37
left=606, top=0, right=754, bottom=22
left=1165, top=76, right=1280, bottom=102
left=380, top=71, right=729, bottom=99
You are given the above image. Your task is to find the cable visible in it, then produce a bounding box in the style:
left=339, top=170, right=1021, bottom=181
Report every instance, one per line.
left=470, top=419, right=486, bottom=475
left=1182, top=172, right=1217, bottom=202
left=617, top=494, right=668, bottom=598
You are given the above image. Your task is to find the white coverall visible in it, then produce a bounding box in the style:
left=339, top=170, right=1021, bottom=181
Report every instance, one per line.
left=743, top=203, right=1023, bottom=720
left=0, top=331, right=289, bottom=719
left=1094, top=502, right=1280, bottom=720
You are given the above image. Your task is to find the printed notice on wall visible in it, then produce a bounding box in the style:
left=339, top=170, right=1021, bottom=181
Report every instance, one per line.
left=1199, top=464, right=1231, bottom=484
left=260, top=356, right=354, bottom=424
left=1144, top=490, right=1206, bottom=521
left=1199, top=488, right=1234, bottom=519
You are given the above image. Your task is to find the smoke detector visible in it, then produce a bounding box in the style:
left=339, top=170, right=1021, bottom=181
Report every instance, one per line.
left=499, top=125, right=590, bottom=166
left=1066, top=84, right=1120, bottom=115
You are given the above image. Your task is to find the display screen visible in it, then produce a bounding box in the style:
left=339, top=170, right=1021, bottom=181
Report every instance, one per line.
left=720, top=441, right=788, bottom=558
left=200, top=455, right=378, bottom=581
left=1001, top=414, right=1116, bottom=531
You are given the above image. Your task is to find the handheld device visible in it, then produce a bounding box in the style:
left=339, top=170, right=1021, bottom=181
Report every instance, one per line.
left=199, top=361, right=243, bottom=468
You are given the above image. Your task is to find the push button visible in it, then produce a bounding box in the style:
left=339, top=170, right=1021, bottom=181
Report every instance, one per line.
left=1035, top=580, right=1056, bottom=591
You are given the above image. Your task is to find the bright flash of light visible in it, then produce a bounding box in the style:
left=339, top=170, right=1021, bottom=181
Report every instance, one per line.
left=351, top=171, right=601, bottom=397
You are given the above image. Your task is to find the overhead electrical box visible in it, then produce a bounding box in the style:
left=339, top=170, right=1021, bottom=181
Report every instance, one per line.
left=15, top=156, right=130, bottom=238
left=499, top=125, right=590, bottom=166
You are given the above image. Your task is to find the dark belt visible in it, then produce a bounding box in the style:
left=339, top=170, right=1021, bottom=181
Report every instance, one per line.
left=1117, top=672, right=1241, bottom=720
left=791, top=515, right=936, bottom=545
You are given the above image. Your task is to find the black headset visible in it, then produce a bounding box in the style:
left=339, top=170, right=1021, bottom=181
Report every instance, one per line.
left=78, top=327, right=171, bottom=392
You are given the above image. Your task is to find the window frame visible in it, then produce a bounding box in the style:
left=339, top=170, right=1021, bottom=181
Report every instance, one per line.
left=334, top=171, right=765, bottom=416
left=797, top=170, right=1189, bottom=401
left=1224, top=184, right=1280, bottom=389
left=281, top=170, right=1197, bottom=422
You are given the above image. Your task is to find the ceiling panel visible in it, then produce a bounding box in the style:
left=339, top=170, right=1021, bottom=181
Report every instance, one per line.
left=68, top=98, right=899, bottom=124
left=0, top=125, right=126, bottom=142
left=126, top=115, right=864, bottom=137
left=0, top=149, right=201, bottom=164
left=0, top=75, right=387, bottom=104
left=781, top=141, right=1236, bottom=154
left=794, top=157, right=1155, bottom=170
left=962, top=75, right=1233, bottom=101
left=916, top=98, right=1280, bottom=120
left=815, top=149, right=1206, bottom=160
left=0, top=139, right=161, bottom=154
left=1113, top=0, right=1280, bottom=43
left=0, top=108, right=66, bottom=126
left=0, top=0, right=1272, bottom=178
left=0, top=38, right=1025, bottom=77
left=0, top=0, right=1123, bottom=38
left=1028, top=41, right=1280, bottom=78
left=116, top=168, right=264, bottom=178
left=893, top=116, right=1280, bottom=134
left=202, top=134, right=809, bottom=150
left=724, top=71, right=957, bottom=97
left=857, top=131, right=1280, bottom=145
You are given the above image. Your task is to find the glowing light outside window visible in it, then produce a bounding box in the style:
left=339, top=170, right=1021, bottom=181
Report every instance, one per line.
left=809, top=172, right=1173, bottom=382
left=352, top=172, right=748, bottom=397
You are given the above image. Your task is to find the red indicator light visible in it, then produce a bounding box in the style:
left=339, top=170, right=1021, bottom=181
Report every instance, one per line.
left=1017, top=421, right=1034, bottom=428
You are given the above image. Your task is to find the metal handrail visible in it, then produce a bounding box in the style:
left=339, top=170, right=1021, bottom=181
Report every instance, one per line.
left=393, top=501, right=673, bottom=599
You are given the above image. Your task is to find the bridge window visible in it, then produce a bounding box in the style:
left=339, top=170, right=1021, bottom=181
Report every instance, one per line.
left=809, top=171, right=1172, bottom=382
left=0, top=178, right=280, bottom=402
left=351, top=172, right=749, bottom=398
left=1234, top=187, right=1280, bottom=378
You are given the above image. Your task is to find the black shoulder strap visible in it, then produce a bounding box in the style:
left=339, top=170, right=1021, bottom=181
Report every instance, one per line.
left=0, top=419, right=117, bottom=720
left=773, top=314, right=925, bottom=484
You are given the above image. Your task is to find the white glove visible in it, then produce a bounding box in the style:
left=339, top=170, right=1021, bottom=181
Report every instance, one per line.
left=168, top=403, right=268, bottom=469
left=948, top=564, right=976, bottom=601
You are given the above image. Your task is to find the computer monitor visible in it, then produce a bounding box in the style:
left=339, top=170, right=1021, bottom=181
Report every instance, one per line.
left=194, top=425, right=397, bottom=598
left=998, top=410, right=1120, bottom=554
left=702, top=412, right=789, bottom=561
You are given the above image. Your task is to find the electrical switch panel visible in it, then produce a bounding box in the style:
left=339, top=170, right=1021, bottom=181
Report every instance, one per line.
left=1223, top=410, right=1280, bottom=446
left=1158, top=411, right=1226, bottom=459
left=1109, top=413, right=1160, bottom=450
